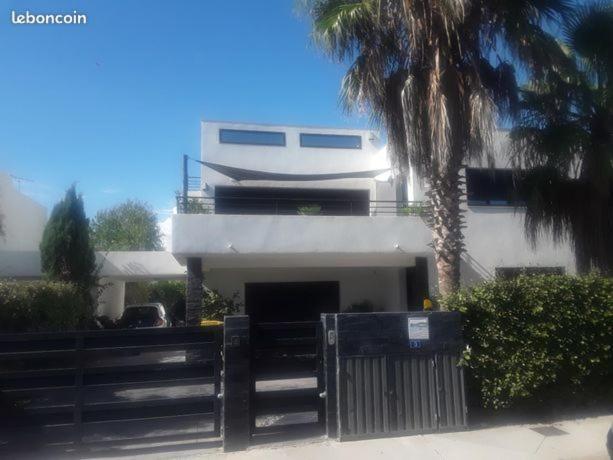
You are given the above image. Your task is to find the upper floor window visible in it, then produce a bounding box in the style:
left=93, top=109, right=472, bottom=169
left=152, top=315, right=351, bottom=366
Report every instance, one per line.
left=300, top=133, right=362, bottom=149
left=466, top=168, right=524, bottom=206
left=219, top=129, right=286, bottom=146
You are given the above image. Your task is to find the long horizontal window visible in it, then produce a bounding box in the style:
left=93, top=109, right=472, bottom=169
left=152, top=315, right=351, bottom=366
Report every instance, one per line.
left=300, top=133, right=362, bottom=149
left=466, top=168, right=524, bottom=206
left=214, top=186, right=370, bottom=216
left=219, top=129, right=286, bottom=146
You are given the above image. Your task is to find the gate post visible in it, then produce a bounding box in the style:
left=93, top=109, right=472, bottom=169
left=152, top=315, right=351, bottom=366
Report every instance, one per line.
left=321, top=314, right=338, bottom=439
left=222, top=315, right=251, bottom=452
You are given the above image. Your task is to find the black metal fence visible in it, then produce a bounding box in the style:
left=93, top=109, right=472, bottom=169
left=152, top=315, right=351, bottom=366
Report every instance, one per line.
left=176, top=195, right=429, bottom=217
left=0, top=326, right=223, bottom=454
left=2, top=313, right=467, bottom=454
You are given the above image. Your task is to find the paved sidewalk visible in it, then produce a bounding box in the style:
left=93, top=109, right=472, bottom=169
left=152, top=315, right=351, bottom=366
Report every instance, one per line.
left=94, top=414, right=612, bottom=460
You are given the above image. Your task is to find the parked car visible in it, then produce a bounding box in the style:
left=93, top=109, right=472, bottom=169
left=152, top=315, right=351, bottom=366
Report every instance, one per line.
left=119, top=303, right=170, bottom=329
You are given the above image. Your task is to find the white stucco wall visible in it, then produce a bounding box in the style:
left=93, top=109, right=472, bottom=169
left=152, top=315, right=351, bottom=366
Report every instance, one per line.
left=199, top=121, right=399, bottom=201
left=0, top=172, right=47, bottom=251
left=204, top=266, right=407, bottom=314
left=461, top=207, right=576, bottom=283
left=458, top=132, right=576, bottom=283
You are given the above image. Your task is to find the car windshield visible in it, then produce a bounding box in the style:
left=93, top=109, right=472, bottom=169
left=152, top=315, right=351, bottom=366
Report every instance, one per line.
left=122, top=306, right=160, bottom=322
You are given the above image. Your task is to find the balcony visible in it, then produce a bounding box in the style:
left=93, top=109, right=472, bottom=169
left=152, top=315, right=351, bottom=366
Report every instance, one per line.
left=175, top=195, right=430, bottom=218
left=172, top=195, right=432, bottom=268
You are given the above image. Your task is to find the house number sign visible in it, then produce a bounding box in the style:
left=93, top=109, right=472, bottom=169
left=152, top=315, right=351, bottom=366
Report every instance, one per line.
left=408, top=317, right=430, bottom=341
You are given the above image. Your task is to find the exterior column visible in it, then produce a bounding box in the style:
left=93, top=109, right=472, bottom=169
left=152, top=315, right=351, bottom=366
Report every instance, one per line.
left=96, top=278, right=126, bottom=320
left=186, top=257, right=203, bottom=325
left=222, top=315, right=251, bottom=451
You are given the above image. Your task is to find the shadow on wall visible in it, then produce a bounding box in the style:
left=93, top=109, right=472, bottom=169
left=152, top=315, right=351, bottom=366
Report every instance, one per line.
left=102, top=260, right=155, bottom=277
left=460, top=253, right=493, bottom=286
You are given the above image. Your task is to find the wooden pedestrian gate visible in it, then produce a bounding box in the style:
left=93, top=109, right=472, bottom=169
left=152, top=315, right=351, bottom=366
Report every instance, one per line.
left=250, top=321, right=325, bottom=439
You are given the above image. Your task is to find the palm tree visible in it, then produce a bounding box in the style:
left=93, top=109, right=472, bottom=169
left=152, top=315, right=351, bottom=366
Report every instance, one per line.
left=510, top=3, right=613, bottom=274
left=307, top=0, right=569, bottom=296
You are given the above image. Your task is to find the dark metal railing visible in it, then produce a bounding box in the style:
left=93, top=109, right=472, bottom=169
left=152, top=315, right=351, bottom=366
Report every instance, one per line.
left=176, top=195, right=430, bottom=217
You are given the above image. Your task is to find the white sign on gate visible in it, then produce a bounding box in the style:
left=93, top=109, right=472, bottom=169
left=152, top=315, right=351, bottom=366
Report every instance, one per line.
left=408, top=317, right=429, bottom=340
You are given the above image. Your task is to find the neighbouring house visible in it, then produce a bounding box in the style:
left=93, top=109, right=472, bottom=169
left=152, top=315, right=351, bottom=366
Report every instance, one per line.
left=172, top=121, right=575, bottom=321
left=0, top=172, right=185, bottom=319
left=0, top=172, right=46, bottom=253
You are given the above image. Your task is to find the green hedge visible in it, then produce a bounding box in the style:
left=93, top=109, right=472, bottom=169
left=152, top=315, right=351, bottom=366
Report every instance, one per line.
left=441, top=274, right=613, bottom=410
left=149, top=280, right=186, bottom=322
left=0, top=280, right=90, bottom=333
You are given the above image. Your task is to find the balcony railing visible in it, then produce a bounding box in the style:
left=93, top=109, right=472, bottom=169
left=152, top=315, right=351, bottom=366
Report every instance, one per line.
left=176, top=195, right=430, bottom=217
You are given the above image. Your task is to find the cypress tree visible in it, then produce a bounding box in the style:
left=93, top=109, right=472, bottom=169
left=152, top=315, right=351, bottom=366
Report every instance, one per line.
left=40, top=185, right=97, bottom=295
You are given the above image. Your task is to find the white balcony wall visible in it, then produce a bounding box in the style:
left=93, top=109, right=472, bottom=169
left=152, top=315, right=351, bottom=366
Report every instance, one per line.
left=172, top=213, right=432, bottom=268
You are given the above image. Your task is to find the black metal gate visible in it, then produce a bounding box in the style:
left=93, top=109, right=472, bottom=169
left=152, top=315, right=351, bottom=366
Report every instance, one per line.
left=323, top=312, right=468, bottom=441
left=250, top=321, right=325, bottom=440
left=0, top=326, right=223, bottom=454
left=221, top=313, right=468, bottom=452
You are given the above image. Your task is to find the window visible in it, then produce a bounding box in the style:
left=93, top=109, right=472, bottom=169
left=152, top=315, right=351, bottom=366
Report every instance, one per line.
left=495, top=267, right=565, bottom=280
left=214, top=186, right=370, bottom=216
left=300, top=133, right=362, bottom=149
left=466, top=168, right=524, bottom=206
left=219, top=129, right=286, bottom=146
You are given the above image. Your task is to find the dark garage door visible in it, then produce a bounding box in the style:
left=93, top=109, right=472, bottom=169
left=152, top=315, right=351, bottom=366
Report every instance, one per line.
left=245, top=281, right=340, bottom=323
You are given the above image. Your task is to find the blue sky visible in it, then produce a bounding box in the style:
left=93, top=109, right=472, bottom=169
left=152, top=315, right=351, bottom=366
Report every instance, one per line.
left=0, top=0, right=364, bottom=220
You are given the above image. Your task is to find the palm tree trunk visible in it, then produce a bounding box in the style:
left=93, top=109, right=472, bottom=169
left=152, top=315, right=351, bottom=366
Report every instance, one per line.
left=428, top=168, right=464, bottom=300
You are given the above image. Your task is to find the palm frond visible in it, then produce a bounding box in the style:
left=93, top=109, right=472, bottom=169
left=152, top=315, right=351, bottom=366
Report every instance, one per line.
left=310, top=0, right=375, bottom=60
left=564, top=2, right=613, bottom=85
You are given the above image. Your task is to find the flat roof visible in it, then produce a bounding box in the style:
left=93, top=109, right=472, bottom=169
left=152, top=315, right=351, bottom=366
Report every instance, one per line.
left=201, top=118, right=376, bottom=134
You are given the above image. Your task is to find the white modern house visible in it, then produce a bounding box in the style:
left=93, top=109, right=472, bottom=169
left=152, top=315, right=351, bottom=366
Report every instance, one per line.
left=171, top=121, right=575, bottom=321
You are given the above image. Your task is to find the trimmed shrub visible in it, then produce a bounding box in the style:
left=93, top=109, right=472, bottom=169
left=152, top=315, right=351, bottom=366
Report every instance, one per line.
left=441, top=274, right=613, bottom=410
left=0, top=280, right=90, bottom=333
left=124, top=282, right=151, bottom=305
left=149, top=280, right=186, bottom=324
left=202, top=288, right=241, bottom=321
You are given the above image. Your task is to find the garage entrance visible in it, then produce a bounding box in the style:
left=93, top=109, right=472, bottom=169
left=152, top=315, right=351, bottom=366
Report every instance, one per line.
left=244, top=281, right=340, bottom=324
